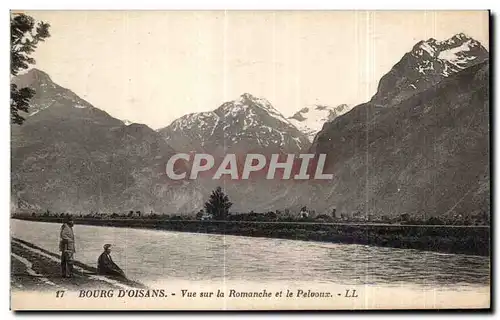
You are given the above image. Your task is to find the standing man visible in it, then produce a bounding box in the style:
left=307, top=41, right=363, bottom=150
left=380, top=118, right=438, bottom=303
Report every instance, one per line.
left=59, top=217, right=75, bottom=278
left=97, top=244, right=126, bottom=279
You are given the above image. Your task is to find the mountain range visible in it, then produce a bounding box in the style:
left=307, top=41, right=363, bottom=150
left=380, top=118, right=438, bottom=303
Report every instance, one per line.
left=159, top=93, right=310, bottom=155
left=10, top=33, right=490, bottom=218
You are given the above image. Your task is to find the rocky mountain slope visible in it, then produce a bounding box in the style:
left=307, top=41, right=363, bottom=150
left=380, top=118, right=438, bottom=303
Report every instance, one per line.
left=11, top=69, right=198, bottom=213
left=305, top=59, right=489, bottom=218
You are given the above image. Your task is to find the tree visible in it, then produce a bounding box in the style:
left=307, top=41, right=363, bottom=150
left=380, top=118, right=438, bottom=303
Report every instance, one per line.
left=400, top=213, right=410, bottom=223
left=204, top=186, right=232, bottom=220
left=11, top=13, right=50, bottom=125
left=195, top=210, right=204, bottom=220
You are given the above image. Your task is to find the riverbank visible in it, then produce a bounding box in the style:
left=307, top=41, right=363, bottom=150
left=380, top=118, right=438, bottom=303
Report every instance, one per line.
left=12, top=217, right=490, bottom=256
left=11, top=237, right=145, bottom=292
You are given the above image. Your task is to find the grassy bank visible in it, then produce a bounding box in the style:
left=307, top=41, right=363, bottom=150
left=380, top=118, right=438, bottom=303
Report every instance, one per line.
left=11, top=236, right=145, bottom=291
left=12, top=216, right=490, bottom=256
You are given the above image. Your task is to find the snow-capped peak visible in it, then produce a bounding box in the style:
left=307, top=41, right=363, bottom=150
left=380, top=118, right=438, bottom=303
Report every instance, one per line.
left=411, top=33, right=487, bottom=77
left=169, top=111, right=219, bottom=132
left=159, top=93, right=309, bottom=153
left=371, top=33, right=488, bottom=106
left=288, top=104, right=351, bottom=141
left=122, top=119, right=133, bottom=126
left=437, top=40, right=475, bottom=64
left=416, top=40, right=438, bottom=57
left=233, top=93, right=292, bottom=125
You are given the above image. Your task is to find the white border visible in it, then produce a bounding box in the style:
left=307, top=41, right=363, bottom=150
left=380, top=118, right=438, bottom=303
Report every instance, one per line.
left=5, top=0, right=496, bottom=10
left=1, top=1, right=497, bottom=319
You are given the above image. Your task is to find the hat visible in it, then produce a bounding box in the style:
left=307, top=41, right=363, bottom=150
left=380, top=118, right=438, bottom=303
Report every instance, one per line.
left=103, top=244, right=112, bottom=250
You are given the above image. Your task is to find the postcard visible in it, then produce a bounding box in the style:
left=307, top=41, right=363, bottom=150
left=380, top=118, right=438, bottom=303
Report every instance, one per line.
left=10, top=10, right=490, bottom=310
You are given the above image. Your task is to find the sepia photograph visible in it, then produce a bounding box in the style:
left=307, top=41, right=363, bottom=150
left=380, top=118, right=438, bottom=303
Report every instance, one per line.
left=9, top=10, right=490, bottom=310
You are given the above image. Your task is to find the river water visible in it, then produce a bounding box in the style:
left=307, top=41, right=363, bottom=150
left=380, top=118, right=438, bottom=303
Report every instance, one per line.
left=11, top=219, right=490, bottom=289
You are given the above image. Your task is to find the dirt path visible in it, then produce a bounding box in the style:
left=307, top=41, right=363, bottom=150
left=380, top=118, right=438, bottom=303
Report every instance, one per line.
left=11, top=237, right=146, bottom=292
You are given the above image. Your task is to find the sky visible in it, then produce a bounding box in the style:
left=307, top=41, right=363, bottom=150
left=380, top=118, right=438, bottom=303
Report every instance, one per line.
left=22, top=10, right=489, bottom=129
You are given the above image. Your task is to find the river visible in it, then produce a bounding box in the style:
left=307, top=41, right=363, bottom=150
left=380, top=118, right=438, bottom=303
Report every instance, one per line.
left=11, top=219, right=489, bottom=288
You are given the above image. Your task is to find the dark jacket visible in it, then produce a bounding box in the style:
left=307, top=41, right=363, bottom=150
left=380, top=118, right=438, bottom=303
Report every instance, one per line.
left=97, top=252, right=126, bottom=278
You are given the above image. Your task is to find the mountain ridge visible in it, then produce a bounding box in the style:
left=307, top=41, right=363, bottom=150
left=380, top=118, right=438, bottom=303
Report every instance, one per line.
left=304, top=59, right=490, bottom=217
left=371, top=33, right=488, bottom=107
left=159, top=93, right=310, bottom=154
left=11, top=69, right=202, bottom=213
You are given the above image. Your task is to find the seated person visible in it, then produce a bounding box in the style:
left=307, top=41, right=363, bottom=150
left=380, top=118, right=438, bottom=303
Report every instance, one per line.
left=97, top=244, right=126, bottom=279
